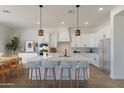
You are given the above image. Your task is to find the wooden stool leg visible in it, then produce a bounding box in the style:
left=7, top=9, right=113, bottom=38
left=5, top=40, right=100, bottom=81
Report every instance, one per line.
left=83, top=68, right=88, bottom=87
left=20, top=60, right=24, bottom=73
left=38, top=68, right=42, bottom=87
left=68, top=68, right=73, bottom=88
left=60, top=68, right=63, bottom=88
left=83, top=68, right=86, bottom=80
left=85, top=68, right=88, bottom=80
left=44, top=68, right=48, bottom=87
left=75, top=68, right=77, bottom=80
left=35, top=68, right=38, bottom=87
left=77, top=68, right=80, bottom=88
left=43, top=68, right=46, bottom=87
left=52, top=68, right=56, bottom=88
left=30, top=68, right=33, bottom=84
left=26, top=68, right=29, bottom=82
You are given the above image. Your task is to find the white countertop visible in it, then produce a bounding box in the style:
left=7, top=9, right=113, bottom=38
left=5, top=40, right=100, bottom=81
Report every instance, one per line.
left=27, top=53, right=94, bottom=62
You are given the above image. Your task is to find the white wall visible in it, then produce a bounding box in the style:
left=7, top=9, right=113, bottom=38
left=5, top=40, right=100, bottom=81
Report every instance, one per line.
left=95, top=21, right=111, bottom=40
left=0, top=25, right=13, bottom=56
left=110, top=6, right=124, bottom=79
left=13, top=28, right=60, bottom=51
left=111, top=16, right=124, bottom=79
left=94, top=20, right=111, bottom=48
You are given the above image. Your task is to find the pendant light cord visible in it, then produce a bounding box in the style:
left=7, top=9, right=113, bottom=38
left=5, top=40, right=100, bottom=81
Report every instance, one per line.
left=39, top=5, right=43, bottom=29
left=76, top=5, right=80, bottom=30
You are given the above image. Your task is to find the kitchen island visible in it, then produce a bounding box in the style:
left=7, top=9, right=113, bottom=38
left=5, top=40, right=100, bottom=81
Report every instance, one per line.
left=25, top=53, right=94, bottom=80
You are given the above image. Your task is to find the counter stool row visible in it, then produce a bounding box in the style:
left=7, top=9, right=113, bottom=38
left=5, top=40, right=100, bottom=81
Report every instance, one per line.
left=26, top=60, right=89, bottom=88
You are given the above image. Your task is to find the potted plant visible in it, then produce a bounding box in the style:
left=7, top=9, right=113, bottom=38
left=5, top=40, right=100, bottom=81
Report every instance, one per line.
left=6, top=37, right=19, bottom=54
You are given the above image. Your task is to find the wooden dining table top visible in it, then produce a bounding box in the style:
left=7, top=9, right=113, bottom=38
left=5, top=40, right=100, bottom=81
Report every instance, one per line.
left=0, top=55, right=21, bottom=66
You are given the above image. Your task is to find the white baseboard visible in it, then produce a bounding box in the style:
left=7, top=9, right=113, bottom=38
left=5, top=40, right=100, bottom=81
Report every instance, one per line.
left=110, top=74, right=124, bottom=79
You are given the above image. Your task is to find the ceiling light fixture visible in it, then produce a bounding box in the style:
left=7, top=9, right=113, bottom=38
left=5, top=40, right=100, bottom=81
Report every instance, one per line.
left=61, top=21, right=64, bottom=24
left=38, top=5, right=44, bottom=36
left=36, top=21, right=40, bottom=25
left=2, top=9, right=10, bottom=13
left=75, top=5, right=80, bottom=36
left=98, top=7, right=103, bottom=11
left=85, top=21, right=89, bottom=25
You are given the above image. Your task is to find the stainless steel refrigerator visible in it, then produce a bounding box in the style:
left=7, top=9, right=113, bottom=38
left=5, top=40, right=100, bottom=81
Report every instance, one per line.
left=99, top=38, right=111, bottom=74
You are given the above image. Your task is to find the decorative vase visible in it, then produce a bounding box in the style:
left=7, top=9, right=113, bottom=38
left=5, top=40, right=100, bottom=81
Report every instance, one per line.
left=43, top=52, right=47, bottom=57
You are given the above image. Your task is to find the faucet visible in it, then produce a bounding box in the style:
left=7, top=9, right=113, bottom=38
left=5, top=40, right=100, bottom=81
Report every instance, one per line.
left=64, top=49, right=67, bottom=57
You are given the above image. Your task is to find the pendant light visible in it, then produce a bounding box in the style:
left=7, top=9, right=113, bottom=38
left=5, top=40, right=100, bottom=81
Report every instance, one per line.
left=75, top=5, right=80, bottom=36
left=38, top=5, right=44, bottom=36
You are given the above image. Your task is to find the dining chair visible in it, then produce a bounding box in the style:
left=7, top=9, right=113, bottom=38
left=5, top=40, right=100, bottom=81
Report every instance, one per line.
left=8, top=57, right=24, bottom=78
left=0, top=64, right=10, bottom=83
left=25, top=61, right=41, bottom=87
left=59, top=61, right=73, bottom=88
left=42, top=60, right=57, bottom=88
left=75, top=61, right=89, bottom=88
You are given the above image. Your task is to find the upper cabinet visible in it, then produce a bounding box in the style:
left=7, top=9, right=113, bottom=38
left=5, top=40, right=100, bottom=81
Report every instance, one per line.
left=94, top=31, right=99, bottom=47
left=94, top=22, right=112, bottom=47
left=70, top=28, right=96, bottom=48
left=81, top=33, right=90, bottom=47
left=81, top=32, right=95, bottom=47
left=71, top=33, right=81, bottom=47
left=49, top=33, right=58, bottom=47
left=38, top=32, right=49, bottom=43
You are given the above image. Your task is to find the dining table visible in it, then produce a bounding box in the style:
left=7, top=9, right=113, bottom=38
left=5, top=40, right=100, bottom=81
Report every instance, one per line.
left=0, top=55, right=23, bottom=83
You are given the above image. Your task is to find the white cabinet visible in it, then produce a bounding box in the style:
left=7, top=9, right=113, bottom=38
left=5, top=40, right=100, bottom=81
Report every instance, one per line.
left=49, top=33, right=58, bottom=47
left=38, top=32, right=49, bottom=43
left=18, top=53, right=37, bottom=64
left=85, top=53, right=100, bottom=68
left=89, top=33, right=95, bottom=47
left=71, top=33, right=81, bottom=47
left=94, top=32, right=100, bottom=47
left=71, top=32, right=95, bottom=48
left=81, top=33, right=95, bottom=47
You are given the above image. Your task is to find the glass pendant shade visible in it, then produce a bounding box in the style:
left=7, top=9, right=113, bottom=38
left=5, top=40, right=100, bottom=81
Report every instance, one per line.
left=38, top=29, right=44, bottom=36
left=75, top=29, right=80, bottom=36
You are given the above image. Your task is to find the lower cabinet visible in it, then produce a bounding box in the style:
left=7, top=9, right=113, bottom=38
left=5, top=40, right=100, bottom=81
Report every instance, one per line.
left=85, top=53, right=100, bottom=68
left=18, top=53, right=37, bottom=64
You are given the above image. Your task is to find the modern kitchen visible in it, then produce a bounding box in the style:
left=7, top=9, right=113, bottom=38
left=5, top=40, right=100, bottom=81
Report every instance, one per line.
left=0, top=5, right=124, bottom=88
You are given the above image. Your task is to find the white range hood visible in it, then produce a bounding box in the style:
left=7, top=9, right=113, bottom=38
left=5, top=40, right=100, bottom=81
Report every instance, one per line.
left=58, top=27, right=70, bottom=42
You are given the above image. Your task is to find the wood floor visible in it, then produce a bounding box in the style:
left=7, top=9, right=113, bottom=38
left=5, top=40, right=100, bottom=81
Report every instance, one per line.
left=1, top=65, right=124, bottom=88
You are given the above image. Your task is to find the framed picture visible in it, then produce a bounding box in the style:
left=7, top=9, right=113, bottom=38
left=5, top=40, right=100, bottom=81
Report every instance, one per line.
left=25, top=40, right=35, bottom=52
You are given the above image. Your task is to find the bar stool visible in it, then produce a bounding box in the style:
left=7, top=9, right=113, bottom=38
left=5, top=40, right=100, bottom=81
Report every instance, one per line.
left=25, top=61, right=41, bottom=87
left=75, top=61, right=89, bottom=88
left=60, top=61, right=73, bottom=88
left=42, top=60, right=56, bottom=88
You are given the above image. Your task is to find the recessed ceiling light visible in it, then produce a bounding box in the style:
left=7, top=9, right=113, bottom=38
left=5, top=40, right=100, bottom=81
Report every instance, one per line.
left=61, top=21, right=64, bottom=24
left=2, top=10, right=11, bottom=13
left=98, top=8, right=103, bottom=11
left=84, top=21, right=88, bottom=25
left=67, top=10, right=74, bottom=14
left=36, top=21, right=40, bottom=25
